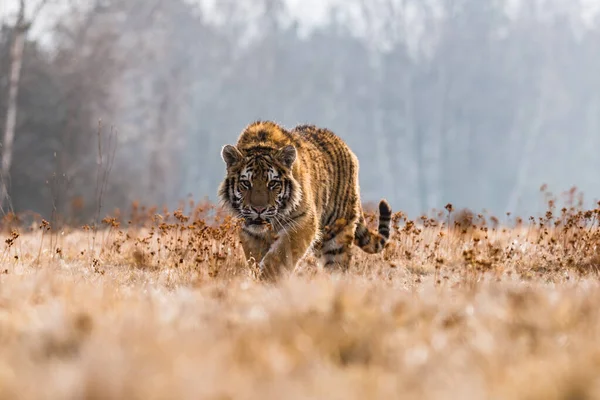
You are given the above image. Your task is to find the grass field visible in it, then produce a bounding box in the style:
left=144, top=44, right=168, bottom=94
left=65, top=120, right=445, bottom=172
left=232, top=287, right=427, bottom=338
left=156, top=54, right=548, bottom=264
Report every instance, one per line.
left=1, top=197, right=600, bottom=399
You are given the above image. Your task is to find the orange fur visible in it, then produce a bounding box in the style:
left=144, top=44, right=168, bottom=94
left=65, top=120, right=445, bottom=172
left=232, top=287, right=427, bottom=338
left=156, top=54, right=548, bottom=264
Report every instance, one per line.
left=218, top=121, right=391, bottom=281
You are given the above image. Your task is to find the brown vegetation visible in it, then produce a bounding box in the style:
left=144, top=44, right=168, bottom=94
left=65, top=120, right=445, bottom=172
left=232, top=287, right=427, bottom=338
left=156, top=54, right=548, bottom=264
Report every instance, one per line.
left=1, top=193, right=600, bottom=399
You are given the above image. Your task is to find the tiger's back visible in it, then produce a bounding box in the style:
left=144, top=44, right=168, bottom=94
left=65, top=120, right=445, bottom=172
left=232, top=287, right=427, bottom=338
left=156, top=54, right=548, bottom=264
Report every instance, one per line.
left=291, top=124, right=392, bottom=267
left=219, top=121, right=391, bottom=280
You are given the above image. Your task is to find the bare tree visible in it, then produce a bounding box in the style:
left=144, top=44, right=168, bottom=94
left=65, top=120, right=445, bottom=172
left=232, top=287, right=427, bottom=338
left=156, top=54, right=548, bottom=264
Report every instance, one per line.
left=1, top=0, right=49, bottom=212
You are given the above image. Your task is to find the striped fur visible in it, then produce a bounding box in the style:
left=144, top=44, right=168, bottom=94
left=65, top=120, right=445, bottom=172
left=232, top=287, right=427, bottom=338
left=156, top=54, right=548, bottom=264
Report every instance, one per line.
left=218, top=121, right=392, bottom=281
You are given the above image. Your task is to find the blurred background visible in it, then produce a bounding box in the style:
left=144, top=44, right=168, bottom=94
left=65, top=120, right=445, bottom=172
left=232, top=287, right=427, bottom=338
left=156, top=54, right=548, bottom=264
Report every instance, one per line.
left=1, top=0, right=600, bottom=223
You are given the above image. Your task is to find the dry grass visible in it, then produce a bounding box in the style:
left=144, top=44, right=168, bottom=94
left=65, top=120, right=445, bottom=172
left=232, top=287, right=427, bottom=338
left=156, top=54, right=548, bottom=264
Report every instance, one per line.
left=2, top=193, right=600, bottom=399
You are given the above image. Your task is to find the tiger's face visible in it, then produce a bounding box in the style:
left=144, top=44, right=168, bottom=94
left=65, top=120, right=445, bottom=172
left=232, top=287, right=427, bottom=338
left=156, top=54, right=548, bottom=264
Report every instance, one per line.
left=219, top=144, right=299, bottom=228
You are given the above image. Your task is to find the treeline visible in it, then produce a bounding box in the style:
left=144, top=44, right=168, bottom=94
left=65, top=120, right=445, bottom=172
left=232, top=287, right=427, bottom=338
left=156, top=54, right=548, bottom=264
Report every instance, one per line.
left=1, top=0, right=599, bottom=223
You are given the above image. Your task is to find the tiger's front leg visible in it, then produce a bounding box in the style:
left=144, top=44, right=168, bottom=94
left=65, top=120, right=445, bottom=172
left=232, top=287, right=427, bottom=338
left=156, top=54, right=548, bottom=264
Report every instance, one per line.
left=258, top=213, right=318, bottom=282
left=239, top=227, right=274, bottom=267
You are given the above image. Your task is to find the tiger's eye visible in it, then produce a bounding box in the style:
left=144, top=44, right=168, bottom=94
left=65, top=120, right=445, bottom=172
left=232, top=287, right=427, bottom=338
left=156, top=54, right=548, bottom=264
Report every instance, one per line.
left=239, top=180, right=251, bottom=189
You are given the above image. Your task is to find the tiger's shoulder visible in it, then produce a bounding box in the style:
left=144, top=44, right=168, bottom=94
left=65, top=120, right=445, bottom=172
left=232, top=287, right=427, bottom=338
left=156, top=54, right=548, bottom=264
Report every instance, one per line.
left=291, top=123, right=358, bottom=165
left=291, top=123, right=340, bottom=142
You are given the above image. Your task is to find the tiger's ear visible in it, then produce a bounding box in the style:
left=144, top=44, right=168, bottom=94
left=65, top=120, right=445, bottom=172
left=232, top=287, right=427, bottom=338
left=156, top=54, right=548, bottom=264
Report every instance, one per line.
left=221, top=145, right=243, bottom=168
left=275, top=145, right=296, bottom=168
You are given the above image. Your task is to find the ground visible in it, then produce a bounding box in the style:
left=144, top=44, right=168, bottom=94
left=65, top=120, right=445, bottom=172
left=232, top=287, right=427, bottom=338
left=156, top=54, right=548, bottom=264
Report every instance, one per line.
left=1, top=198, right=600, bottom=399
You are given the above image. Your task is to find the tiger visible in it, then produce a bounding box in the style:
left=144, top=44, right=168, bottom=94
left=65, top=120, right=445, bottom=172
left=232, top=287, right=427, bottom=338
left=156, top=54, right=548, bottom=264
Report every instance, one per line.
left=218, top=120, right=392, bottom=281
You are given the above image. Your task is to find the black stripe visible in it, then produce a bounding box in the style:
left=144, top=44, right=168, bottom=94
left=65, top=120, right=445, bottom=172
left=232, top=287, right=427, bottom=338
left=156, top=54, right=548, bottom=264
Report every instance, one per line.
left=307, top=134, right=334, bottom=223
left=227, top=178, right=234, bottom=203
left=337, top=154, right=355, bottom=228
left=379, top=200, right=391, bottom=214
left=288, top=210, right=307, bottom=221
left=325, top=141, right=343, bottom=227
left=245, top=160, right=255, bottom=171
left=358, top=230, right=370, bottom=247
left=281, top=180, right=291, bottom=208
left=378, top=201, right=391, bottom=242
left=325, top=247, right=345, bottom=256
left=379, top=223, right=390, bottom=231
left=331, top=145, right=348, bottom=225
left=324, top=212, right=336, bottom=230
left=355, top=213, right=366, bottom=228
left=245, top=146, right=277, bottom=154
left=323, top=217, right=348, bottom=241
left=379, top=225, right=390, bottom=233
left=322, top=228, right=335, bottom=242
left=355, top=226, right=366, bottom=239
left=308, top=133, right=336, bottom=221
left=294, top=124, right=317, bottom=133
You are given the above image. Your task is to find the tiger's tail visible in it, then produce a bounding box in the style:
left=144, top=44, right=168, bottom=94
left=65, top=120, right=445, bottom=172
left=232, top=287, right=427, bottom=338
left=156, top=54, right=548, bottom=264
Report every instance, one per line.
left=354, top=199, right=392, bottom=254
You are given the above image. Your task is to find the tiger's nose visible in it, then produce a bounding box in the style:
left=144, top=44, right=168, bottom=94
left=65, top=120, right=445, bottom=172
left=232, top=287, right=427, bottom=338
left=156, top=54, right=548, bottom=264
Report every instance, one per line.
left=252, top=206, right=266, bottom=214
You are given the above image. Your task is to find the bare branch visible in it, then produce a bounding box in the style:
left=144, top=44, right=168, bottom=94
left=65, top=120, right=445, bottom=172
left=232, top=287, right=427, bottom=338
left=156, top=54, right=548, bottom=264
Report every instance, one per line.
left=30, top=0, right=52, bottom=23
left=17, top=0, right=27, bottom=27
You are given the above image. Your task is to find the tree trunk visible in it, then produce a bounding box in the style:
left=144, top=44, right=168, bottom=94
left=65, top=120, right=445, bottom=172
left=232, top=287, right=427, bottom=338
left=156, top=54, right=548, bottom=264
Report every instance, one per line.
left=0, top=18, right=28, bottom=212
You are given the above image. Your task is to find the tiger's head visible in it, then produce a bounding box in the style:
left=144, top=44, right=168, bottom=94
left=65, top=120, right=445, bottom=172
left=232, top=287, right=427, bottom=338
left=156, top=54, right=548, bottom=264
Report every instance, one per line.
left=218, top=143, right=301, bottom=228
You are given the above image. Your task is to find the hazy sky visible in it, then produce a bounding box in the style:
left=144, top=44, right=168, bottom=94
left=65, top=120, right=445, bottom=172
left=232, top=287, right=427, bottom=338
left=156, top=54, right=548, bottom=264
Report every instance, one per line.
left=1, top=0, right=335, bottom=27
left=2, top=0, right=600, bottom=45
left=0, top=0, right=340, bottom=46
